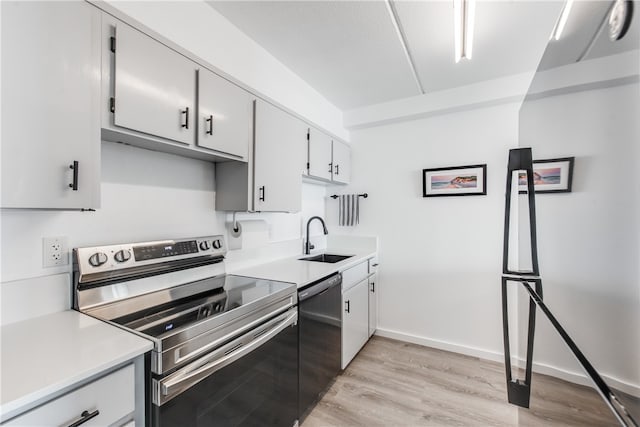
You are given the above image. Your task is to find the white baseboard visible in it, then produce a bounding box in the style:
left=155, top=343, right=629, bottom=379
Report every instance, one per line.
left=375, top=327, right=504, bottom=362
left=374, top=327, right=640, bottom=398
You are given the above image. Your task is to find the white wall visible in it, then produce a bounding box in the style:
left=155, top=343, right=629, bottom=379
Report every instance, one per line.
left=519, top=82, right=640, bottom=392
left=100, top=0, right=347, bottom=140
left=343, top=72, right=533, bottom=131
left=327, top=102, right=520, bottom=357
left=329, top=80, right=640, bottom=395
left=0, top=143, right=328, bottom=283
left=1, top=0, right=337, bottom=315
left=1, top=142, right=218, bottom=282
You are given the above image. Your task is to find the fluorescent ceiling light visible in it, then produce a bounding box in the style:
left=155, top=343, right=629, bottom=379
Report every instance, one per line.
left=454, top=0, right=476, bottom=63
left=552, top=0, right=574, bottom=40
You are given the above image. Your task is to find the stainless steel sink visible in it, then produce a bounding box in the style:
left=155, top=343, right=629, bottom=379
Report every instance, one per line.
left=298, top=253, right=353, bottom=263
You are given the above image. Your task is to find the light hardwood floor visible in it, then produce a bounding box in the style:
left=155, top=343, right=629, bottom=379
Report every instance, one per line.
left=302, top=336, right=622, bottom=426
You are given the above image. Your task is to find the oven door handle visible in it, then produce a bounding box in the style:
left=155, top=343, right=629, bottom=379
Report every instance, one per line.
left=157, top=309, right=297, bottom=404
left=172, top=297, right=294, bottom=367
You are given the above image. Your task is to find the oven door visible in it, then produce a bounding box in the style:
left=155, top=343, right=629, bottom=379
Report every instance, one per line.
left=152, top=309, right=298, bottom=427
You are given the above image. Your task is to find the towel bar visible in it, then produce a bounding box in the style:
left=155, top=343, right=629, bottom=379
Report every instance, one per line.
left=330, top=193, right=368, bottom=199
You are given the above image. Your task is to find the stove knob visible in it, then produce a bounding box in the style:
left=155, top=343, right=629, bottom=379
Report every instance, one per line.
left=199, top=241, right=211, bottom=251
left=114, top=249, right=131, bottom=263
left=88, top=252, right=108, bottom=267
left=212, top=239, right=222, bottom=249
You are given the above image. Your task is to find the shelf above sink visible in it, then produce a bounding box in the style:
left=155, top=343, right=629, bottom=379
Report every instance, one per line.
left=298, top=254, right=353, bottom=263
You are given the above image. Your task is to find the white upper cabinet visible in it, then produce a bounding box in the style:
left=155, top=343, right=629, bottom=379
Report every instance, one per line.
left=1, top=1, right=101, bottom=209
left=332, top=140, right=351, bottom=184
left=197, top=69, right=252, bottom=160
left=253, top=100, right=306, bottom=212
left=305, top=128, right=352, bottom=185
left=113, top=24, right=195, bottom=145
left=308, top=127, right=333, bottom=181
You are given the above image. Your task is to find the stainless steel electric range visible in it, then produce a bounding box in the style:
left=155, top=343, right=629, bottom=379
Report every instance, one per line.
left=73, top=235, right=298, bottom=427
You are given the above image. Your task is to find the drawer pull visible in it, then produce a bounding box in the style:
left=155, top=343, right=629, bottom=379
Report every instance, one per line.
left=67, top=409, right=99, bottom=427
left=345, top=300, right=350, bottom=313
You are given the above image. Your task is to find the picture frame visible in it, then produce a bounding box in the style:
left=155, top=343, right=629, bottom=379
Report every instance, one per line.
left=422, top=164, right=487, bottom=197
left=518, top=157, right=575, bottom=194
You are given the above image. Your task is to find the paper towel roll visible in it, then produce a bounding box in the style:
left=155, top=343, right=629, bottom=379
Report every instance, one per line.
left=227, top=220, right=269, bottom=250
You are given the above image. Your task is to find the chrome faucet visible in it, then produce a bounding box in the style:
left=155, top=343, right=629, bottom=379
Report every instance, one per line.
left=305, top=216, right=328, bottom=255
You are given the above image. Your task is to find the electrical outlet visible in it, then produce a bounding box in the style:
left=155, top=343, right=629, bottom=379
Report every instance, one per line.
left=43, top=236, right=69, bottom=268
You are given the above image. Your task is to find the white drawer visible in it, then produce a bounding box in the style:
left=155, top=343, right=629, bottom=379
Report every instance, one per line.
left=4, top=364, right=135, bottom=427
left=342, top=260, right=369, bottom=291
left=369, top=257, right=379, bottom=274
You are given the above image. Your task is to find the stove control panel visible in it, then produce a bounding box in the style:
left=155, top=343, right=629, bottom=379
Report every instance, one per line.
left=74, top=235, right=226, bottom=276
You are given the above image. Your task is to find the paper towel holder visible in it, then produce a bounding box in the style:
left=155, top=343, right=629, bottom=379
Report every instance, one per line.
left=232, top=212, right=239, bottom=233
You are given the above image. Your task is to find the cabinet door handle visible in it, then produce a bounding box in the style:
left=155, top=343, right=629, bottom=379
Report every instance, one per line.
left=345, top=300, right=350, bottom=313
left=328, top=163, right=333, bottom=174
left=205, top=115, right=213, bottom=135
left=370, top=282, right=375, bottom=293
left=181, top=107, right=190, bottom=129
left=68, top=161, right=79, bottom=191
left=67, top=409, right=100, bottom=427
left=335, top=164, right=339, bottom=175
left=258, top=186, right=265, bottom=202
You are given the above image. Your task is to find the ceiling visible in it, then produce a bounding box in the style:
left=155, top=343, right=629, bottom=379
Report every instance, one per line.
left=538, top=0, right=640, bottom=70
left=208, top=1, right=564, bottom=111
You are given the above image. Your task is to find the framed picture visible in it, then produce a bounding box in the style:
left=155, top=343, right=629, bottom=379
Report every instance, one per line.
left=423, top=164, right=487, bottom=197
left=518, top=157, right=574, bottom=194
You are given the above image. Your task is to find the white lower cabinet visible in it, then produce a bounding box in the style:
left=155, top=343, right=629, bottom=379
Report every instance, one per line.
left=368, top=273, right=378, bottom=337
left=342, top=278, right=369, bottom=369
left=3, top=364, right=135, bottom=427
left=368, top=257, right=379, bottom=337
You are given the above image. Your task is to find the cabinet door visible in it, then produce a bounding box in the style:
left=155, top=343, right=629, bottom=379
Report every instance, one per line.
left=302, top=128, right=309, bottom=176
left=1, top=1, right=101, bottom=209
left=4, top=364, right=134, bottom=426
left=342, top=279, right=369, bottom=369
left=308, top=127, right=333, bottom=180
left=332, top=140, right=351, bottom=184
left=113, top=24, right=195, bottom=145
left=368, top=273, right=378, bottom=337
left=253, top=100, right=305, bottom=212
left=197, top=69, right=252, bottom=160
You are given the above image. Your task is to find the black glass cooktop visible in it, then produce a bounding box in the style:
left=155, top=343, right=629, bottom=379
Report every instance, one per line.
left=112, top=274, right=295, bottom=339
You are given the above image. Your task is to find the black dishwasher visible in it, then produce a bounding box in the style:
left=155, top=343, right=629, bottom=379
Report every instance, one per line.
left=298, top=273, right=342, bottom=422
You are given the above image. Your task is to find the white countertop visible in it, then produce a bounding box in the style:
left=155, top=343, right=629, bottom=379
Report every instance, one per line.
left=230, top=249, right=377, bottom=287
left=0, top=310, right=153, bottom=422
